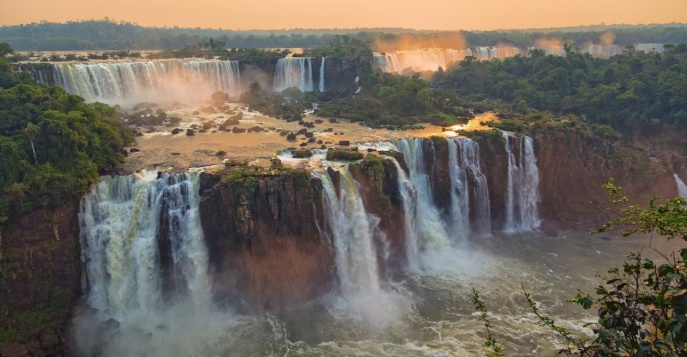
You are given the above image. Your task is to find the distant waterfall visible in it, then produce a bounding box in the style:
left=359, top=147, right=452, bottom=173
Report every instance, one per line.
left=79, top=171, right=210, bottom=319
left=319, top=58, right=325, bottom=92
left=49, top=60, right=241, bottom=104
left=675, top=173, right=687, bottom=199
left=394, top=138, right=452, bottom=249
left=448, top=138, right=491, bottom=238
left=373, top=50, right=469, bottom=73
left=503, top=134, right=541, bottom=232
left=273, top=57, right=314, bottom=92
left=316, top=169, right=381, bottom=298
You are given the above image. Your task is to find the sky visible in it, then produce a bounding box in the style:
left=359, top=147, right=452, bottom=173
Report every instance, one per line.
left=1, top=0, right=686, bottom=30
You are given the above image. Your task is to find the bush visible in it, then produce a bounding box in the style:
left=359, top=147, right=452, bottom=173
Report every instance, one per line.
left=326, top=149, right=363, bottom=161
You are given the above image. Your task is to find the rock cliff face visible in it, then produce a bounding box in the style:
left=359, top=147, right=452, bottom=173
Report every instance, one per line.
left=0, top=204, right=81, bottom=354
left=198, top=169, right=332, bottom=312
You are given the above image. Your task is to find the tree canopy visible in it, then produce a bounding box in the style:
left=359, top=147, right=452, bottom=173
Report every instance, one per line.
left=0, top=43, right=133, bottom=217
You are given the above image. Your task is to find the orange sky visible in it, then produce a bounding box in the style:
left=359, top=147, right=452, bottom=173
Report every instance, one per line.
left=1, top=0, right=686, bottom=30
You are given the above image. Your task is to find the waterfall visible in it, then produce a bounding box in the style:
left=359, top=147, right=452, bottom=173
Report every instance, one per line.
left=675, top=173, right=687, bottom=199
left=448, top=138, right=491, bottom=239
left=316, top=169, right=381, bottom=298
left=273, top=57, right=314, bottom=92
left=79, top=170, right=210, bottom=319
left=319, top=58, right=325, bottom=92
left=393, top=138, right=451, bottom=249
left=49, top=59, right=241, bottom=104
left=389, top=158, right=420, bottom=270
left=503, top=134, right=541, bottom=232
left=373, top=49, right=468, bottom=73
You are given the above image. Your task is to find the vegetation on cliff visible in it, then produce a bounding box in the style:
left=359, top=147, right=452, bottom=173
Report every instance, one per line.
left=0, top=44, right=134, bottom=218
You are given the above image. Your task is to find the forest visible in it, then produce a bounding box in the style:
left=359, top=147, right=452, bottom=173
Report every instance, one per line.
left=0, top=44, right=133, bottom=219
left=0, top=19, right=685, bottom=51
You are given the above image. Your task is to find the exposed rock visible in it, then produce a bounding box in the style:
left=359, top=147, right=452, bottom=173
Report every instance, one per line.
left=0, top=341, right=29, bottom=357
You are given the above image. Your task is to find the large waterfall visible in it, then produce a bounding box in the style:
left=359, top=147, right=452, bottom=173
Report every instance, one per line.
left=47, top=59, right=241, bottom=105
left=448, top=138, right=491, bottom=238
left=273, top=57, right=315, bottom=92
left=675, top=173, right=687, bottom=199
left=503, top=134, right=541, bottom=232
left=394, top=138, right=452, bottom=252
left=79, top=170, right=210, bottom=318
left=316, top=168, right=382, bottom=298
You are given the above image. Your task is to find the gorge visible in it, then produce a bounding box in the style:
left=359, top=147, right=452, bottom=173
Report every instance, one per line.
left=3, top=39, right=687, bottom=357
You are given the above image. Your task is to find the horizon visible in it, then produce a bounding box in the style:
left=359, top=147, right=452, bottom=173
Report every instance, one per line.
left=2, top=19, right=687, bottom=33
left=1, top=0, right=686, bottom=32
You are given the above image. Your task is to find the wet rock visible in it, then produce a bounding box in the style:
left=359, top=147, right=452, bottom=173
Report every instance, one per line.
left=232, top=127, right=246, bottom=133
left=338, top=140, right=350, bottom=146
left=249, top=126, right=265, bottom=132
left=129, top=148, right=140, bottom=153
left=367, top=148, right=377, bottom=152
left=171, top=128, right=181, bottom=135
left=40, top=334, right=59, bottom=349
left=0, top=341, right=29, bottom=357
left=324, top=128, right=333, bottom=132
left=186, top=129, right=195, bottom=136
left=299, top=143, right=308, bottom=147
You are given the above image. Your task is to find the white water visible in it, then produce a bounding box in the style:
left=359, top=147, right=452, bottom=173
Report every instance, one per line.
left=389, top=158, right=420, bottom=270
left=75, top=170, right=234, bottom=357
left=274, top=57, right=314, bottom=92
left=317, top=169, right=381, bottom=297
left=503, top=134, right=541, bottom=232
left=675, top=173, right=687, bottom=199
left=449, top=138, right=492, bottom=238
left=393, top=138, right=452, bottom=251
left=79, top=170, right=210, bottom=317
left=319, top=57, right=325, bottom=92
left=49, top=60, right=241, bottom=105
left=373, top=49, right=471, bottom=73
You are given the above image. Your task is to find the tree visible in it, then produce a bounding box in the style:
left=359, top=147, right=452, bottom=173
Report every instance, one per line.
left=22, top=122, right=40, bottom=164
left=0, top=42, right=13, bottom=56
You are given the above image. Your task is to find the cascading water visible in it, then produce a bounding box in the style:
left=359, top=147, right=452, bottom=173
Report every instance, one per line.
left=79, top=170, right=210, bottom=318
left=373, top=49, right=468, bottom=73
left=389, top=158, right=420, bottom=270
left=675, top=173, right=687, bottom=199
left=273, top=57, right=314, bottom=92
left=316, top=169, right=381, bottom=298
left=49, top=59, right=241, bottom=104
left=448, top=138, right=492, bottom=239
left=503, top=134, right=541, bottom=232
left=319, top=58, right=325, bottom=92
left=393, top=138, right=452, bottom=250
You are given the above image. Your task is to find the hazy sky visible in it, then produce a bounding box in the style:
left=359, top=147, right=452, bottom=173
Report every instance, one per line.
left=1, top=0, right=686, bottom=30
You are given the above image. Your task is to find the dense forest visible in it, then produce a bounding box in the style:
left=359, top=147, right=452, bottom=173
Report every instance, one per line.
left=0, top=44, right=133, bottom=219
left=0, top=19, right=686, bottom=51
left=437, top=44, right=687, bottom=133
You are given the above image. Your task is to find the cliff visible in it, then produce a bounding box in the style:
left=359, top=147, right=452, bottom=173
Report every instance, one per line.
left=0, top=204, right=81, bottom=355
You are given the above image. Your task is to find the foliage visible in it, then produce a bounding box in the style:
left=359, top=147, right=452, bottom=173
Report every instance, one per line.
left=473, top=180, right=687, bottom=356
left=326, top=149, right=363, bottom=161
left=472, top=288, right=505, bottom=357
left=0, top=45, right=133, bottom=217
left=440, top=45, right=687, bottom=134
